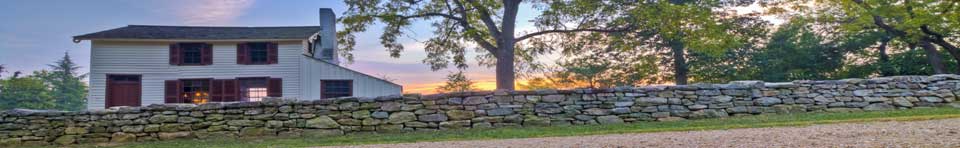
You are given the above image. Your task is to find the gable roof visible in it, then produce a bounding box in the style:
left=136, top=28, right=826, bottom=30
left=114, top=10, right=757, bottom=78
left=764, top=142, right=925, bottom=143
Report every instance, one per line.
left=73, top=25, right=323, bottom=41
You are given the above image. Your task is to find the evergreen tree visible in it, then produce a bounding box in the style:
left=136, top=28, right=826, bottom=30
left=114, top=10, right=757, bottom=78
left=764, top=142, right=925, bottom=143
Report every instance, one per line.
left=43, top=52, right=87, bottom=111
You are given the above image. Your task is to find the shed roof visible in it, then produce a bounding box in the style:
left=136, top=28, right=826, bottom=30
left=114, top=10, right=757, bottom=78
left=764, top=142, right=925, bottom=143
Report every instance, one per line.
left=73, top=25, right=323, bottom=41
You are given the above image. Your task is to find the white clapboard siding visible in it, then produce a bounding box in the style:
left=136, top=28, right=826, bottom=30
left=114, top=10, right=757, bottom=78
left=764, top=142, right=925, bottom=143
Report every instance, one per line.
left=300, top=57, right=403, bottom=100
left=87, top=41, right=302, bottom=109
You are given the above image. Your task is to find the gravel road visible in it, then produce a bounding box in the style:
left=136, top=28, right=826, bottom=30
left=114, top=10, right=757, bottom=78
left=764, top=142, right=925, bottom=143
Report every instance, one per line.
left=322, top=118, right=960, bottom=148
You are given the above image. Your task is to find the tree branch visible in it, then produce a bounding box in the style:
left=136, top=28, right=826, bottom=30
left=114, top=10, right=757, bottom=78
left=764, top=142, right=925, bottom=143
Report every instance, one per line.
left=466, top=0, right=502, bottom=38
left=852, top=0, right=908, bottom=37
left=451, top=0, right=499, bottom=54
left=397, top=13, right=464, bottom=21
left=515, top=27, right=634, bottom=42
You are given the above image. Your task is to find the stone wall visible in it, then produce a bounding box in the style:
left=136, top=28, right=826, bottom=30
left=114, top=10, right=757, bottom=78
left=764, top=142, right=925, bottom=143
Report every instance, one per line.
left=4, top=75, right=960, bottom=146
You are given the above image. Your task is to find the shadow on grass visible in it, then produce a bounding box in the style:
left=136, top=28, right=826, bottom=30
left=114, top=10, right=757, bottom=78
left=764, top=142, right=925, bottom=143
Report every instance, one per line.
left=64, top=107, right=960, bottom=148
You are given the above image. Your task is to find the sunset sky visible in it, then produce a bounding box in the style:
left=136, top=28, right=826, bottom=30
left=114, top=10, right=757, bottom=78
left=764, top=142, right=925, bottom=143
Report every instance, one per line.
left=0, top=0, right=548, bottom=94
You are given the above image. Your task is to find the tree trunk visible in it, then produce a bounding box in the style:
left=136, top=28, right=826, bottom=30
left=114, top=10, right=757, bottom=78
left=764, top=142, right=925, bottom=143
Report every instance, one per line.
left=878, top=37, right=894, bottom=76
left=495, top=0, right=521, bottom=91
left=920, top=39, right=947, bottom=74
left=925, top=37, right=960, bottom=73
left=669, top=40, right=689, bottom=85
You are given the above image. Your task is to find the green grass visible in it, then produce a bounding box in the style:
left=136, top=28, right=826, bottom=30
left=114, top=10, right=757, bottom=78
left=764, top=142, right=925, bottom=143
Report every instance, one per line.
left=70, top=107, right=960, bottom=148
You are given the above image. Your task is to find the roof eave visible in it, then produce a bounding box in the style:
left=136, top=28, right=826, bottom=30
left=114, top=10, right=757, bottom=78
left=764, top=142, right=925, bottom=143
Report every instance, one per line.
left=73, top=38, right=309, bottom=43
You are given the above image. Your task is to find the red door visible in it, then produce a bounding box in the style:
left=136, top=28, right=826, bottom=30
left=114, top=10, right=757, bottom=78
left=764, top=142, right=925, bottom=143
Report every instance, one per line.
left=106, top=75, right=142, bottom=108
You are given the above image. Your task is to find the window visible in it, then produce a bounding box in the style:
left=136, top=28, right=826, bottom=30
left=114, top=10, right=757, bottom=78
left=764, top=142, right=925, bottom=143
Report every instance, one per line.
left=321, top=80, right=352, bottom=99
left=180, top=79, right=210, bottom=104
left=181, top=43, right=205, bottom=65
left=238, top=42, right=277, bottom=65
left=247, top=42, right=269, bottom=64
left=239, top=78, right=268, bottom=102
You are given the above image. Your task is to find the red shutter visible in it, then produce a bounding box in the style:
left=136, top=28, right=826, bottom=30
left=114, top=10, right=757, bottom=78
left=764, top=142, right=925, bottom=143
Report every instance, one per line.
left=210, top=79, right=224, bottom=102
left=223, top=79, right=238, bottom=102
left=164, top=80, right=180, bottom=103
left=237, top=43, right=248, bottom=65
left=267, top=42, right=279, bottom=64
left=268, top=78, right=282, bottom=97
left=169, top=44, right=181, bottom=65
left=202, top=43, right=213, bottom=65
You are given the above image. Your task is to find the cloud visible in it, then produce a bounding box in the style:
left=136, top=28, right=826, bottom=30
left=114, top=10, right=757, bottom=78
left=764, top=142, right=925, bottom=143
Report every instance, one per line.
left=175, top=0, right=255, bottom=25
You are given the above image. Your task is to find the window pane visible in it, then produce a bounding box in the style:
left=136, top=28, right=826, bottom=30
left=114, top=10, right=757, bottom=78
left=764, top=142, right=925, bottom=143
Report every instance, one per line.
left=240, top=78, right=268, bottom=102
left=322, top=80, right=351, bottom=99
left=180, top=79, right=209, bottom=104
left=181, top=43, right=203, bottom=64
left=248, top=43, right=268, bottom=64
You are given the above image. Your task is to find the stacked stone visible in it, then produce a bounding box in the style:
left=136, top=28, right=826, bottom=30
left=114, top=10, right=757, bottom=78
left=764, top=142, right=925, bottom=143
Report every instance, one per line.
left=2, top=75, right=960, bottom=146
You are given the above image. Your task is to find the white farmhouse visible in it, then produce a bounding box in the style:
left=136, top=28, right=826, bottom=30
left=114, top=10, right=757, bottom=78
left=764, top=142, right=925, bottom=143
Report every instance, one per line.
left=73, top=9, right=401, bottom=109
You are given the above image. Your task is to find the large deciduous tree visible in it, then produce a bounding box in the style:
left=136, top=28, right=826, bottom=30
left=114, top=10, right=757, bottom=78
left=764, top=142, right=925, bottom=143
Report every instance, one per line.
left=339, top=0, right=632, bottom=90
left=796, top=0, right=960, bottom=73
left=533, top=0, right=752, bottom=85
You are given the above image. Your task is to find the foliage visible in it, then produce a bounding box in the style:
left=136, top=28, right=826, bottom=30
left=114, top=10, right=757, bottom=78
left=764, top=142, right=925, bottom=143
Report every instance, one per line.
left=435, top=71, right=477, bottom=93
left=0, top=64, right=5, bottom=78
left=83, top=108, right=960, bottom=148
left=339, top=0, right=637, bottom=90
left=0, top=53, right=87, bottom=111
left=526, top=0, right=763, bottom=85
left=42, top=53, right=88, bottom=111
left=750, top=19, right=851, bottom=81
left=0, top=74, right=55, bottom=110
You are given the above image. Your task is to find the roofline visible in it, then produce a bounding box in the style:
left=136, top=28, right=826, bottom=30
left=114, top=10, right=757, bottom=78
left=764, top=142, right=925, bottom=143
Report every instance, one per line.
left=72, top=24, right=323, bottom=43
left=306, top=55, right=404, bottom=87
left=125, top=25, right=323, bottom=28
left=74, top=38, right=308, bottom=43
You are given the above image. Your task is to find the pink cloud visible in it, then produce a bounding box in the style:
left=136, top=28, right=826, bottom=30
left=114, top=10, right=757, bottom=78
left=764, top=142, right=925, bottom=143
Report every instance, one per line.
left=175, top=0, right=255, bottom=25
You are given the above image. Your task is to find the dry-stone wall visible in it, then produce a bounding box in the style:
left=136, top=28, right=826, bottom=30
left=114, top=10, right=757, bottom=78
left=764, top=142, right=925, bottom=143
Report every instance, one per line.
left=4, top=75, right=960, bottom=146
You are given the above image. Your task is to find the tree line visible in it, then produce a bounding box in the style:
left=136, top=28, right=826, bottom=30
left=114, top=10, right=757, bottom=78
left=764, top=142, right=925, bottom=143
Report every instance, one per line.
left=339, top=0, right=958, bottom=91
left=0, top=53, right=87, bottom=111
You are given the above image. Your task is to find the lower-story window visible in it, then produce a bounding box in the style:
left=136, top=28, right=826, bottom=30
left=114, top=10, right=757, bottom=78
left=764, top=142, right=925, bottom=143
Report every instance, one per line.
left=321, top=80, right=352, bottom=99
left=239, top=78, right=268, bottom=102
left=180, top=79, right=210, bottom=104
left=165, top=77, right=281, bottom=104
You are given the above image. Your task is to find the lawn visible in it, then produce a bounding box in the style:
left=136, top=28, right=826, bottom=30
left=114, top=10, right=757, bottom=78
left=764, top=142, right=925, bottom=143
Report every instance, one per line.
left=68, top=107, right=960, bottom=148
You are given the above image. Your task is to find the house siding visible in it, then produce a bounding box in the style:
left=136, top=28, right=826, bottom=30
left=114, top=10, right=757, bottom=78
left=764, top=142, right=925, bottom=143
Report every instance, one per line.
left=300, top=57, right=402, bottom=99
left=88, top=40, right=302, bottom=109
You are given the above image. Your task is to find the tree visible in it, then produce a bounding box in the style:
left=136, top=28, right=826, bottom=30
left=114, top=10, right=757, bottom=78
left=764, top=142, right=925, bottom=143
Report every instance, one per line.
left=435, top=71, right=477, bottom=93
left=0, top=74, right=55, bottom=110
left=339, top=0, right=633, bottom=90
left=534, top=0, right=755, bottom=84
left=41, top=52, right=87, bottom=111
left=790, top=0, right=960, bottom=73
left=0, top=64, right=5, bottom=78
left=750, top=19, right=850, bottom=81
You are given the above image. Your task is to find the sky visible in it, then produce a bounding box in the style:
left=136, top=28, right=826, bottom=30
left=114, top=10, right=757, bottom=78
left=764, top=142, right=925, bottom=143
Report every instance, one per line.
left=0, top=1, right=775, bottom=94
left=0, top=0, right=545, bottom=94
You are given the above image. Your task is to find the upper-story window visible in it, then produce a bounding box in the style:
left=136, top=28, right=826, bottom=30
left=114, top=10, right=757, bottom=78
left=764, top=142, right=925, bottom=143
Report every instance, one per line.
left=237, top=42, right=278, bottom=65
left=182, top=43, right=204, bottom=64
left=169, top=43, right=212, bottom=65
left=248, top=43, right=269, bottom=64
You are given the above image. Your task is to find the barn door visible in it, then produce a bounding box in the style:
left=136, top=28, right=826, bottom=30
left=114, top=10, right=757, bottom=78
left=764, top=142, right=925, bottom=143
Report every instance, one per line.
left=106, top=74, right=142, bottom=108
